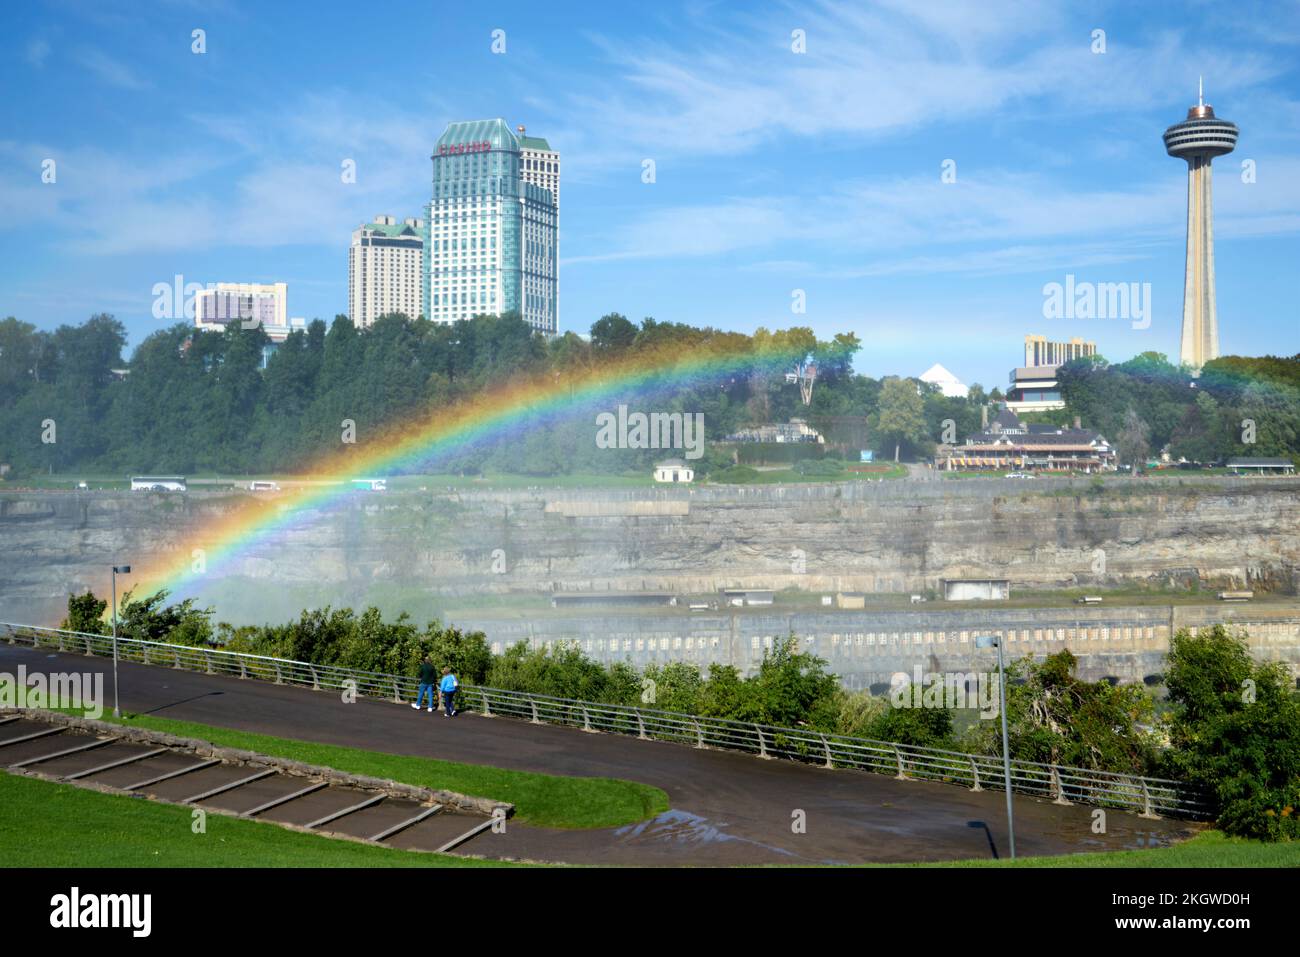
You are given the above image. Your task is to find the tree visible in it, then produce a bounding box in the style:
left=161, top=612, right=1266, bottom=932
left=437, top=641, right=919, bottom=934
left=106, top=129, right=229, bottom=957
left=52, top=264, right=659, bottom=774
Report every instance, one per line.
left=963, top=650, right=1157, bottom=774
left=1114, top=407, right=1152, bottom=470
left=875, top=376, right=928, bottom=461
left=589, top=313, right=637, bottom=355
left=1162, top=625, right=1300, bottom=841
left=61, top=591, right=107, bottom=634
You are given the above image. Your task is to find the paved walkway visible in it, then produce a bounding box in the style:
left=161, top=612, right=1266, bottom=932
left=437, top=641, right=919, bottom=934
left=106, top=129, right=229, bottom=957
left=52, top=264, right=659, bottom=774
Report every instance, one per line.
left=0, top=644, right=1196, bottom=865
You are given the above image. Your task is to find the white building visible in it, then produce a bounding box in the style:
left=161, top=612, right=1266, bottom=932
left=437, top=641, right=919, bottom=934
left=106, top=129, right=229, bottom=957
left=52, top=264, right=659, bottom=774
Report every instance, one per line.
left=422, top=119, right=558, bottom=333
left=348, top=215, right=424, bottom=327
left=918, top=363, right=967, bottom=398
left=654, top=458, right=694, bottom=483
left=195, top=283, right=288, bottom=334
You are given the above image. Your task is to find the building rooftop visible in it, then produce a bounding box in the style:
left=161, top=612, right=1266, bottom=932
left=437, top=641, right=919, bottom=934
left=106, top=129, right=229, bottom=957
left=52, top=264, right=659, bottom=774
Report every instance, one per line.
left=519, top=134, right=553, bottom=151
left=435, top=118, right=518, bottom=152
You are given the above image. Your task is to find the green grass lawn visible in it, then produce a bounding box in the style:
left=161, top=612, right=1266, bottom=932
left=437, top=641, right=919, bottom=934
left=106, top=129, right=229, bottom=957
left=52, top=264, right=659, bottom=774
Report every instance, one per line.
left=82, top=711, right=668, bottom=830
left=0, top=771, right=513, bottom=867
left=907, top=830, right=1300, bottom=868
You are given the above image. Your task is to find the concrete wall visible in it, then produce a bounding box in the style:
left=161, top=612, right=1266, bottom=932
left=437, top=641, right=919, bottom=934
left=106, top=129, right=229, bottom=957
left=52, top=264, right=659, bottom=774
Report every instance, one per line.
left=456, top=601, right=1300, bottom=687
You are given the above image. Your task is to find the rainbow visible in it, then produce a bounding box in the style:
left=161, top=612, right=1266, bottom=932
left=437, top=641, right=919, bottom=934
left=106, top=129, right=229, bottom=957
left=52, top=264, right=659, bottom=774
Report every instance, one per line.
left=133, top=339, right=791, bottom=605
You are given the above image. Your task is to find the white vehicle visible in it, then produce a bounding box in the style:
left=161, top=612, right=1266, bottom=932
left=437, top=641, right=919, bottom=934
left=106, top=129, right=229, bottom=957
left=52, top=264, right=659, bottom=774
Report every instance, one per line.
left=76, top=481, right=89, bottom=490
left=351, top=478, right=387, bottom=492
left=1005, top=472, right=1035, bottom=479
left=130, top=475, right=187, bottom=492
left=249, top=480, right=280, bottom=492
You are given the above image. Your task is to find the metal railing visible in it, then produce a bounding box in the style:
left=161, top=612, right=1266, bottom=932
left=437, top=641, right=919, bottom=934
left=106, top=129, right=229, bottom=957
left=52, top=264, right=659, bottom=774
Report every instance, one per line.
left=0, top=621, right=1213, bottom=819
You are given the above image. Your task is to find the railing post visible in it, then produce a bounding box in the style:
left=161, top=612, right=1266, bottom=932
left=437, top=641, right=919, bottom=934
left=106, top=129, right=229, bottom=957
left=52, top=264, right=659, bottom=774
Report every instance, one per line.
left=274, top=662, right=283, bottom=685
left=970, top=758, right=983, bottom=792
left=820, top=734, right=833, bottom=769
left=755, top=725, right=771, bottom=760
left=57, top=631, right=65, bottom=652
left=238, top=659, right=248, bottom=679
left=84, top=638, right=93, bottom=656
left=310, top=666, right=319, bottom=691
left=481, top=689, right=493, bottom=718
left=636, top=709, right=647, bottom=740
left=392, top=678, right=402, bottom=704
left=581, top=706, right=596, bottom=733
left=203, top=652, right=214, bottom=675
left=693, top=719, right=705, bottom=749
left=529, top=696, right=541, bottom=725
left=1139, top=778, right=1160, bottom=820
left=1051, top=766, right=1072, bottom=806
left=894, top=747, right=907, bottom=780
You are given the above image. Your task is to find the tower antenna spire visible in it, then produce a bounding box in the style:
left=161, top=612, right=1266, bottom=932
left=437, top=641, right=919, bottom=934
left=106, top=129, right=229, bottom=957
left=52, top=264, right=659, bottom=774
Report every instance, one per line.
left=1198, top=75, right=1204, bottom=108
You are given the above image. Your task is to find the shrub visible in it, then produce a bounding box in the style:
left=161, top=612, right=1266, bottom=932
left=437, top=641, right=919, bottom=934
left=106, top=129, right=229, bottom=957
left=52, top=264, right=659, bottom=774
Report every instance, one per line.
left=1162, top=625, right=1300, bottom=841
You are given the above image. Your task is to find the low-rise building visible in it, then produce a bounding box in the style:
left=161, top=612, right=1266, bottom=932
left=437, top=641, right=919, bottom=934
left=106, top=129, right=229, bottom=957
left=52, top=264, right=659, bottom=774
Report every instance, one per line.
left=722, top=588, right=774, bottom=607
left=1225, top=457, right=1296, bottom=475
left=195, top=283, right=288, bottom=333
left=725, top=419, right=824, bottom=444
left=942, top=578, right=1010, bottom=601
left=1005, top=366, right=1066, bottom=413
left=653, top=458, right=695, bottom=483
left=937, top=409, right=1115, bottom=472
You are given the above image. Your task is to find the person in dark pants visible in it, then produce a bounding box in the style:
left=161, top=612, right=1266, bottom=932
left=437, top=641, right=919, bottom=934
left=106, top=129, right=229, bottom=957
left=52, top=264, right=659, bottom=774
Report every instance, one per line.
left=413, top=657, right=438, bottom=713
left=439, top=667, right=460, bottom=717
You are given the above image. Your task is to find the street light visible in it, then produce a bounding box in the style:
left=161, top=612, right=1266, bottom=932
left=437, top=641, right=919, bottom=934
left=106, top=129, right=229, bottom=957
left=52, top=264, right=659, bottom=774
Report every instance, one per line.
left=111, top=565, right=131, bottom=718
left=975, top=633, right=1015, bottom=860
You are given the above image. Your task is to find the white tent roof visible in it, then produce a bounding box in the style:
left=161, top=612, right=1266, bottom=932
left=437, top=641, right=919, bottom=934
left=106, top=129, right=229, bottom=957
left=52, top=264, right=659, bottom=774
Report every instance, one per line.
left=919, top=363, right=967, bottom=398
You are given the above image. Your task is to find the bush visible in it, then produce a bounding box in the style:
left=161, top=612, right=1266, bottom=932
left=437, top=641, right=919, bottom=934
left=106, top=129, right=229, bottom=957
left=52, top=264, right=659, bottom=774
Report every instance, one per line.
left=1162, top=625, right=1300, bottom=841
left=711, top=465, right=760, bottom=484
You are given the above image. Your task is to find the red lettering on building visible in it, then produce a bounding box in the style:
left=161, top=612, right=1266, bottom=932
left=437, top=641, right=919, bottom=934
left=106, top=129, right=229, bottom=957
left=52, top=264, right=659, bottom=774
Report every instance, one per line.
left=438, top=140, right=492, bottom=156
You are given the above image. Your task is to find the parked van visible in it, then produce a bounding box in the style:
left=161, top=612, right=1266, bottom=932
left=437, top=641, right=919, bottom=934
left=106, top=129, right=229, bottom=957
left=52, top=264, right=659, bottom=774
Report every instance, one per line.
left=249, top=481, right=280, bottom=491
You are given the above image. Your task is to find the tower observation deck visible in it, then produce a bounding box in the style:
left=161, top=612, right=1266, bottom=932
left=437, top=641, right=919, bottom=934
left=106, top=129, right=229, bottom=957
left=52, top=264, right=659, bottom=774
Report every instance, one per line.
left=1163, top=81, right=1238, bottom=371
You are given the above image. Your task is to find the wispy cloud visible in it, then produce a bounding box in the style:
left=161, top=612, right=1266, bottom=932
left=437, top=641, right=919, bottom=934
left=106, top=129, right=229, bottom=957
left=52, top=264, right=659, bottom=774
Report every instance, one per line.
left=75, top=47, right=150, bottom=90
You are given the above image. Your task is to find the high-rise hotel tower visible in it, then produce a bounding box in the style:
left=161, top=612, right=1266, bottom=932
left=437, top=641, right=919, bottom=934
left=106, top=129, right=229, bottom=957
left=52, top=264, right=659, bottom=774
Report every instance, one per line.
left=1164, top=82, right=1237, bottom=370
left=422, top=119, right=558, bottom=333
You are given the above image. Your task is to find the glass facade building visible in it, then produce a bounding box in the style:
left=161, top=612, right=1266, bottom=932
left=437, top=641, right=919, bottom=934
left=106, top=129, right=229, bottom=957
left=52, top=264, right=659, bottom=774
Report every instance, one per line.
left=422, top=119, right=558, bottom=333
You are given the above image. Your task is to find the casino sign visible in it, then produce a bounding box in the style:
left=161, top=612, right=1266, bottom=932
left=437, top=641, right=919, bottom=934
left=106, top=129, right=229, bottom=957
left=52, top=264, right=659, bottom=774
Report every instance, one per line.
left=438, top=140, right=492, bottom=155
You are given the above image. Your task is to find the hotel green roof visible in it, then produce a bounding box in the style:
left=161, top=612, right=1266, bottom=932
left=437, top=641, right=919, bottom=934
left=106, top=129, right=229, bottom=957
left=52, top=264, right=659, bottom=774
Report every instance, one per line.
left=519, top=135, right=552, bottom=151
left=435, top=118, right=518, bottom=152
left=359, top=220, right=419, bottom=237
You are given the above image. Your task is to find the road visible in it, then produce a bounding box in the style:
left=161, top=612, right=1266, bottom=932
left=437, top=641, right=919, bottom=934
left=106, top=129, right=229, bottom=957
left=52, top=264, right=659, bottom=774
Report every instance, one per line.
left=0, top=643, right=1196, bottom=865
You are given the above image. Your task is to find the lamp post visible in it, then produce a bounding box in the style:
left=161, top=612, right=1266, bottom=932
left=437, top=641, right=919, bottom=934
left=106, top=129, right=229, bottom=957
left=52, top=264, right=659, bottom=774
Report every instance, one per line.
left=111, top=565, right=131, bottom=718
left=975, top=633, right=1015, bottom=860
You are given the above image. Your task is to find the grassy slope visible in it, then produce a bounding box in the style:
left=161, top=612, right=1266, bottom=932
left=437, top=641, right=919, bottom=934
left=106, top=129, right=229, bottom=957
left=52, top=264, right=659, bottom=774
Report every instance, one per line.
left=89, top=711, right=668, bottom=830
left=0, top=771, right=513, bottom=867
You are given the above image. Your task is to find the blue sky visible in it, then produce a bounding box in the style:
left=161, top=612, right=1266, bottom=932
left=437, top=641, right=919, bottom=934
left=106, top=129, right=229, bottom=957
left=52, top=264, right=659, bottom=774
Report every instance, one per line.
left=1, top=0, right=1298, bottom=389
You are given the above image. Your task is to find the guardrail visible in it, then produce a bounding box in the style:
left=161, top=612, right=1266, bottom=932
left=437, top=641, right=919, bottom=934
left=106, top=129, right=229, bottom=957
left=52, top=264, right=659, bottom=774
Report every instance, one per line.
left=0, top=621, right=1213, bottom=820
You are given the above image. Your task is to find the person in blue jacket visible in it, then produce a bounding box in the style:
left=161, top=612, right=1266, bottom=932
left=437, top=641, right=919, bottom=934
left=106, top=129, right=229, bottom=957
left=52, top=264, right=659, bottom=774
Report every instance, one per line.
left=439, top=667, right=460, bottom=717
